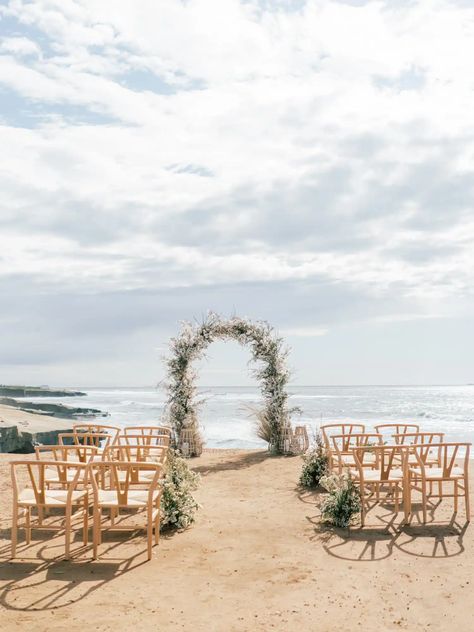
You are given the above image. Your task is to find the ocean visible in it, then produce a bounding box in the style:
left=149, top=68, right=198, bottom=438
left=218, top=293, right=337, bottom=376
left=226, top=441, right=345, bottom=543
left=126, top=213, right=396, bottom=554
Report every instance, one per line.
left=26, top=385, right=474, bottom=450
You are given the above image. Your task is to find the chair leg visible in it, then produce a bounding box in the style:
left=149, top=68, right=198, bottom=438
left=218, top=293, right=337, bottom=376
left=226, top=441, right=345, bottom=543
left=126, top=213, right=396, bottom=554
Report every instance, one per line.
left=83, top=499, right=89, bottom=546
left=65, top=506, right=72, bottom=560
left=454, top=480, right=458, bottom=513
left=25, top=507, right=31, bottom=545
left=147, top=511, right=153, bottom=561
left=421, top=479, right=427, bottom=524
left=11, top=504, right=18, bottom=559
left=92, top=507, right=100, bottom=560
left=464, top=476, right=470, bottom=522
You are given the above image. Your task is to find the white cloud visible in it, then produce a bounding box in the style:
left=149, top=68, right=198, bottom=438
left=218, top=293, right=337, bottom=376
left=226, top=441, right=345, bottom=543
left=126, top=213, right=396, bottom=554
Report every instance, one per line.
left=0, top=0, right=473, bottom=348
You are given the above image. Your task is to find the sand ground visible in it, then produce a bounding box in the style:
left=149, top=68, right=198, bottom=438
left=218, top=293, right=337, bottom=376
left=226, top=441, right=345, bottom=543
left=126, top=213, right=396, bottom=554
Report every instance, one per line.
left=0, top=449, right=472, bottom=632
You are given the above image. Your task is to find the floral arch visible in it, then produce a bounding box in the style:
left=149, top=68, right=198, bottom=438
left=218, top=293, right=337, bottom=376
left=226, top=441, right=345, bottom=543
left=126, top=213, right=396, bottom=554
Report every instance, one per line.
left=164, top=313, right=297, bottom=456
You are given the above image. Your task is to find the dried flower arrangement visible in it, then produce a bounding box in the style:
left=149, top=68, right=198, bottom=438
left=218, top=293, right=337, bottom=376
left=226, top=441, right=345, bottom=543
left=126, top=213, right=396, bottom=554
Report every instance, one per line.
left=164, top=312, right=297, bottom=455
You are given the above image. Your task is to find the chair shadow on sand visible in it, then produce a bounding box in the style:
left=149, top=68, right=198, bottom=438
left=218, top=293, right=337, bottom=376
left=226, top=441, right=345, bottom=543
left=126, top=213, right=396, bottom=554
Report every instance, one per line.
left=191, top=449, right=269, bottom=476
left=0, top=526, right=163, bottom=612
left=298, top=488, right=469, bottom=562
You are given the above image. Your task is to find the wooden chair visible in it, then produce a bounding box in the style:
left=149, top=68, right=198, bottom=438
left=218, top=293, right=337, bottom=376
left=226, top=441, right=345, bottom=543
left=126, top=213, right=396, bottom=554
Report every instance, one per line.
left=89, top=461, right=163, bottom=561
left=352, top=445, right=409, bottom=526
left=59, top=431, right=113, bottom=451
left=374, top=423, right=419, bottom=438
left=330, top=433, right=383, bottom=473
left=73, top=423, right=121, bottom=442
left=35, top=445, right=99, bottom=487
left=321, top=424, right=366, bottom=470
left=123, top=425, right=172, bottom=437
left=407, top=442, right=471, bottom=523
left=103, top=444, right=168, bottom=485
left=116, top=433, right=170, bottom=448
left=10, top=460, right=89, bottom=559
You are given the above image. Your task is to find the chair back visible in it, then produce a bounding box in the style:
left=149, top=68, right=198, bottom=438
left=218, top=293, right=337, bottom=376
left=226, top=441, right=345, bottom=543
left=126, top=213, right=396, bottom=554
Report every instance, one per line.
left=73, top=423, right=120, bottom=443
left=321, top=424, right=366, bottom=451
left=374, top=423, right=419, bottom=437
left=115, top=433, right=170, bottom=448
left=59, top=432, right=112, bottom=449
left=412, top=442, right=471, bottom=477
left=392, top=432, right=444, bottom=446
left=123, top=425, right=172, bottom=437
left=103, top=443, right=168, bottom=465
left=35, top=445, right=99, bottom=463
left=330, top=432, right=383, bottom=455
left=89, top=461, right=163, bottom=504
left=10, top=460, right=87, bottom=504
left=353, top=445, right=407, bottom=481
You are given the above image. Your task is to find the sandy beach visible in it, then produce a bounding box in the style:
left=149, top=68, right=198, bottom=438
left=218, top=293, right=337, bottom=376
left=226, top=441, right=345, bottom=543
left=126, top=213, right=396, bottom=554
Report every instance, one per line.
left=0, top=448, right=472, bottom=632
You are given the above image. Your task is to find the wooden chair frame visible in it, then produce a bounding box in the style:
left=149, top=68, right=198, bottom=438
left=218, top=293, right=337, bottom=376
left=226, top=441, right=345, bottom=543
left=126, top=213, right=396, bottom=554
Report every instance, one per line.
left=89, top=461, right=163, bottom=561
left=11, top=460, right=89, bottom=559
left=115, top=433, right=170, bottom=448
left=374, top=423, right=420, bottom=437
left=321, top=424, right=366, bottom=470
left=407, top=442, right=471, bottom=523
left=123, top=425, right=172, bottom=437
left=35, top=445, right=99, bottom=488
left=59, top=431, right=113, bottom=450
left=330, top=433, right=383, bottom=474
left=73, top=423, right=121, bottom=442
left=352, top=445, right=409, bottom=526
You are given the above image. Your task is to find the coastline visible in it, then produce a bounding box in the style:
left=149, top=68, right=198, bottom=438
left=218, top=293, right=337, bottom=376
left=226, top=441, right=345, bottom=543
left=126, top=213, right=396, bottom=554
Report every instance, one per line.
left=0, top=404, right=74, bottom=452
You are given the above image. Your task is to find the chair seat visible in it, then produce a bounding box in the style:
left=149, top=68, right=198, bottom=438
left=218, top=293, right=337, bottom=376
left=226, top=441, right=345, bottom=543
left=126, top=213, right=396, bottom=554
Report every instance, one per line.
left=18, top=488, right=87, bottom=506
left=96, top=489, right=161, bottom=508
left=116, top=469, right=162, bottom=483
left=45, top=468, right=78, bottom=483
left=340, top=453, right=376, bottom=464
left=350, top=468, right=404, bottom=482
left=409, top=466, right=465, bottom=479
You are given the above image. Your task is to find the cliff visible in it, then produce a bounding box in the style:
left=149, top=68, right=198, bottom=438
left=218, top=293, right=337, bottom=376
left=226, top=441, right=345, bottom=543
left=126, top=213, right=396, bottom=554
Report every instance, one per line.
left=0, top=397, right=106, bottom=419
left=0, top=404, right=75, bottom=453
left=0, top=385, right=86, bottom=397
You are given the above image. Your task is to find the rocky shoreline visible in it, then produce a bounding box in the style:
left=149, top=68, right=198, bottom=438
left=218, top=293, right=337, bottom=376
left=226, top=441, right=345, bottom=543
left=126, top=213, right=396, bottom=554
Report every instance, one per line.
left=0, top=385, right=106, bottom=452
left=0, top=397, right=106, bottom=420
left=0, top=385, right=86, bottom=397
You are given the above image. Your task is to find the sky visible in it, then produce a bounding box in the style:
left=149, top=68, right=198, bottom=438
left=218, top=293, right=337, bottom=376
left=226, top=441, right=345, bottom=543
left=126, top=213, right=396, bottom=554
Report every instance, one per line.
left=0, top=0, right=474, bottom=387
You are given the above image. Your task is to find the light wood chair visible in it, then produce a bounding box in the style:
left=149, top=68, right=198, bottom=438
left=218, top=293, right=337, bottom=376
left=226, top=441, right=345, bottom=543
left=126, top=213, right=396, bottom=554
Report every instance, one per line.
left=407, top=442, right=471, bottom=523
left=103, top=444, right=168, bottom=484
left=116, top=433, right=170, bottom=448
left=352, top=445, right=409, bottom=526
left=330, top=433, right=383, bottom=473
left=321, top=424, right=366, bottom=471
left=59, top=431, right=113, bottom=451
left=35, top=445, right=99, bottom=487
left=73, top=423, right=121, bottom=442
left=123, top=425, right=172, bottom=437
left=374, top=423, right=420, bottom=438
left=89, top=461, right=163, bottom=561
left=10, top=460, right=89, bottom=559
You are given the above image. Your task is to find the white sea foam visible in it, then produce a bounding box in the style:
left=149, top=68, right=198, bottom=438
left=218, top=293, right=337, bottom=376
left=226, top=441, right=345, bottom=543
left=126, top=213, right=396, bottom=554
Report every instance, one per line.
left=33, top=385, right=474, bottom=449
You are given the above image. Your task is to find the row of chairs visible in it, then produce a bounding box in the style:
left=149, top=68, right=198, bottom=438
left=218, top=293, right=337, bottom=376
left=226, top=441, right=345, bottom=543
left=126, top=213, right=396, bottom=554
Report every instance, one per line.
left=10, top=423, right=171, bottom=561
left=321, top=423, right=471, bottom=526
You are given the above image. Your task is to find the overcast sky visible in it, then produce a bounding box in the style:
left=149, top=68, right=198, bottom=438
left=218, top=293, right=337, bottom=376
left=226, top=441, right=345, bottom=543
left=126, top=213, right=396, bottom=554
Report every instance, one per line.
left=1, top=0, right=473, bottom=387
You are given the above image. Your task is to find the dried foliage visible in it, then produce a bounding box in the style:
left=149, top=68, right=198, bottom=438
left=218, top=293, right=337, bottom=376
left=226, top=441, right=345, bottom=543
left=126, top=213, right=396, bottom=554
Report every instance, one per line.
left=319, top=473, right=361, bottom=528
left=164, top=312, right=295, bottom=455
left=299, top=432, right=329, bottom=487
left=161, top=449, right=200, bottom=530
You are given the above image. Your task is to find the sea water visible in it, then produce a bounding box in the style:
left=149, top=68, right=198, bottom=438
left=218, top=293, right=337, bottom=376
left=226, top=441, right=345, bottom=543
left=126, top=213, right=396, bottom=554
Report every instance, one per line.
left=26, top=385, right=474, bottom=449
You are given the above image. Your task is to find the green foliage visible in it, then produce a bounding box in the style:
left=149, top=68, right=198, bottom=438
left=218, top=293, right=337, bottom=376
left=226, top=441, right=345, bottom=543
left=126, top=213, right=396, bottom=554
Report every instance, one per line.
left=161, top=450, right=200, bottom=530
left=319, top=473, right=361, bottom=528
left=299, top=432, right=329, bottom=487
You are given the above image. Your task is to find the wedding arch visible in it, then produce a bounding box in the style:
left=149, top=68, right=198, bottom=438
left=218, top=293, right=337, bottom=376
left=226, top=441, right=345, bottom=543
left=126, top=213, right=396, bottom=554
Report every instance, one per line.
left=164, top=313, right=296, bottom=456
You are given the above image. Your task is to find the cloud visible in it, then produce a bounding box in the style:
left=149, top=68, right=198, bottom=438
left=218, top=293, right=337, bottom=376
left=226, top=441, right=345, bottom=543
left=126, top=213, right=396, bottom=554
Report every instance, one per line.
left=0, top=0, right=473, bottom=383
